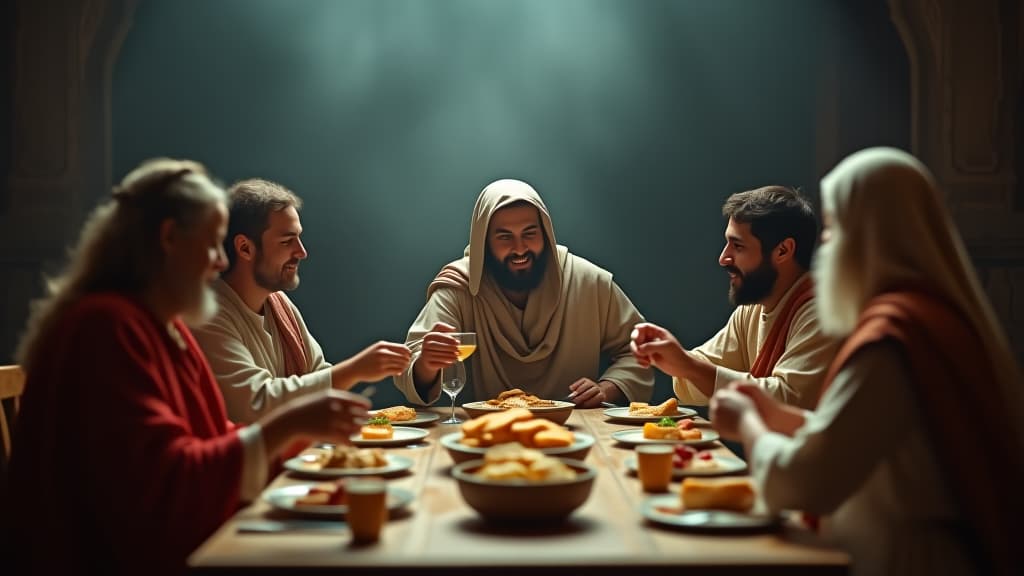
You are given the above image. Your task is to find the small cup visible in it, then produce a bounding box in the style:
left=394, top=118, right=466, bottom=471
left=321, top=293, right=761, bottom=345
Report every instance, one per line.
left=346, top=477, right=387, bottom=543
left=636, top=445, right=674, bottom=493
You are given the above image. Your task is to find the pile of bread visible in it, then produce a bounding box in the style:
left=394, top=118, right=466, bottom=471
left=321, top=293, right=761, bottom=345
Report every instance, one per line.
left=484, top=388, right=556, bottom=409
left=298, top=445, right=388, bottom=470
left=460, top=407, right=573, bottom=448
left=473, top=443, right=577, bottom=482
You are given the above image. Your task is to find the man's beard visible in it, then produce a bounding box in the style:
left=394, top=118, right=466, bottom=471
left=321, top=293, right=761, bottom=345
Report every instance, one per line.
left=182, top=283, right=219, bottom=327
left=727, top=257, right=778, bottom=306
left=812, top=237, right=859, bottom=336
left=485, top=247, right=549, bottom=293
left=254, top=250, right=300, bottom=292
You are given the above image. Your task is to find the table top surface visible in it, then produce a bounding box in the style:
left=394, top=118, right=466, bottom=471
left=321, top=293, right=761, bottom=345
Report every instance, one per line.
left=188, top=406, right=849, bottom=576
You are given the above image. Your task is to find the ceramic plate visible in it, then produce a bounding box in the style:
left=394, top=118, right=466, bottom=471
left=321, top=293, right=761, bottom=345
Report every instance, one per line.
left=283, top=454, right=414, bottom=478
left=602, top=406, right=698, bottom=423
left=439, top=431, right=594, bottom=461
left=611, top=428, right=720, bottom=447
left=624, top=454, right=746, bottom=478
left=368, top=410, right=440, bottom=427
left=641, top=494, right=778, bottom=532
left=461, top=400, right=575, bottom=413
left=264, top=484, right=414, bottom=518
left=350, top=426, right=430, bottom=447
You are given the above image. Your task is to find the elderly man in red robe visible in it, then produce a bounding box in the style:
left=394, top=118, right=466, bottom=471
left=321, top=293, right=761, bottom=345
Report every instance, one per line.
left=7, top=159, right=370, bottom=576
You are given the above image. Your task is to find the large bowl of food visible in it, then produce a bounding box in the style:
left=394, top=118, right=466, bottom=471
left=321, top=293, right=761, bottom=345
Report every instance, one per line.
left=452, top=444, right=596, bottom=522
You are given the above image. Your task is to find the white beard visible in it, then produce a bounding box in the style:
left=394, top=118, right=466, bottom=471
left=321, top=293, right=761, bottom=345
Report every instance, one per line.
left=812, top=237, right=861, bottom=337
left=182, top=284, right=219, bottom=327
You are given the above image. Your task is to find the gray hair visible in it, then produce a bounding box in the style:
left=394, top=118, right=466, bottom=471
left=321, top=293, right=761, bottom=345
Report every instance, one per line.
left=16, top=158, right=226, bottom=369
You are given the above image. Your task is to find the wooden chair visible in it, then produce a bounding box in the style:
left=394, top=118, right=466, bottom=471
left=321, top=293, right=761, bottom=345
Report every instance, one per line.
left=0, top=365, right=26, bottom=464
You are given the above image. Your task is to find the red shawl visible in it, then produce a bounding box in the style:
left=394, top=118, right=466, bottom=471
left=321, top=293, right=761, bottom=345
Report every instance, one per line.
left=816, top=290, right=1023, bottom=576
left=750, top=276, right=815, bottom=378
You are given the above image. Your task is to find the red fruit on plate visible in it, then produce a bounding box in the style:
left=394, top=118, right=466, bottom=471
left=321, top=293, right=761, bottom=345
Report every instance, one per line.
left=672, top=455, right=685, bottom=469
left=674, top=444, right=696, bottom=460
left=677, top=419, right=695, bottom=430
left=697, top=451, right=713, bottom=461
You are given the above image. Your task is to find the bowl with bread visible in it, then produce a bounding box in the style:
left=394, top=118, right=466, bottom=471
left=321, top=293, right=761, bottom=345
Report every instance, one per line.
left=441, top=408, right=594, bottom=464
left=462, top=389, right=574, bottom=425
left=452, top=444, right=597, bottom=522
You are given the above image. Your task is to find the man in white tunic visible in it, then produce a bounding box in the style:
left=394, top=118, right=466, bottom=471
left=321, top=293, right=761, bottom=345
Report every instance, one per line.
left=193, top=179, right=410, bottom=423
left=710, top=148, right=1024, bottom=576
left=632, top=186, right=836, bottom=409
left=393, top=179, right=653, bottom=408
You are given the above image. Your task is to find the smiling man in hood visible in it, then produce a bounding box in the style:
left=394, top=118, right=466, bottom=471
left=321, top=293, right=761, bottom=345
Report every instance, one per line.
left=394, top=178, right=653, bottom=408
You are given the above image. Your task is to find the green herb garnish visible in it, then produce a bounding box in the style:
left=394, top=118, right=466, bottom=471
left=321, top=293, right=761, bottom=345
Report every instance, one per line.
left=657, top=417, right=676, bottom=427
left=367, top=416, right=391, bottom=426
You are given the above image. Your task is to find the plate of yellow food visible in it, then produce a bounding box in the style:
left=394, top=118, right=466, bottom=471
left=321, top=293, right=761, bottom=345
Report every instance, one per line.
left=611, top=418, right=720, bottom=447
left=462, top=389, right=574, bottom=424
left=603, top=398, right=697, bottom=423
left=264, top=480, right=415, bottom=518
left=284, top=444, right=415, bottom=478
left=624, top=444, right=746, bottom=478
left=641, top=477, right=778, bottom=532
left=441, top=407, right=593, bottom=464
left=368, top=405, right=439, bottom=427
left=350, top=417, right=430, bottom=446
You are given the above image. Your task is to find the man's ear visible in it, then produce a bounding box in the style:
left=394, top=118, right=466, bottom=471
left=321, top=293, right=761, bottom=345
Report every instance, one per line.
left=234, top=234, right=256, bottom=263
left=159, top=218, right=178, bottom=255
left=774, top=238, right=796, bottom=264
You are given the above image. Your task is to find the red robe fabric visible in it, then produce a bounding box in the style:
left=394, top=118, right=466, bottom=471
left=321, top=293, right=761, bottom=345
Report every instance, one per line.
left=7, top=293, right=244, bottom=576
left=749, top=275, right=815, bottom=378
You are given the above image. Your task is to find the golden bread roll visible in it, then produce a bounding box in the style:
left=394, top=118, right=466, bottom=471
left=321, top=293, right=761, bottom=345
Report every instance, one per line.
left=680, top=477, right=755, bottom=512
left=531, top=428, right=574, bottom=448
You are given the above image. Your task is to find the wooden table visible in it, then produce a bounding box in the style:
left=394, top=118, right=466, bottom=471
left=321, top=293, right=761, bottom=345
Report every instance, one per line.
left=189, top=408, right=849, bottom=575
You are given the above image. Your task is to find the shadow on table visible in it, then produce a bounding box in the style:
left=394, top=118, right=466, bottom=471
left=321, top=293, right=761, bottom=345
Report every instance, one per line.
left=454, top=515, right=597, bottom=537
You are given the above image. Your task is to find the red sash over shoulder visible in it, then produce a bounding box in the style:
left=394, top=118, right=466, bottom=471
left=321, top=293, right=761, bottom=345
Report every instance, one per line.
left=750, top=276, right=814, bottom=378
left=817, top=290, right=1022, bottom=576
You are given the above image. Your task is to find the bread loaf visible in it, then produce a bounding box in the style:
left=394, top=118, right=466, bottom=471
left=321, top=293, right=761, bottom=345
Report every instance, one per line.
left=680, top=477, right=755, bottom=512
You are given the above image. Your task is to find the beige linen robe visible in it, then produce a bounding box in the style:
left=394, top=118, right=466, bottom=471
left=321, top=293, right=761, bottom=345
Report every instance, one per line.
left=192, top=279, right=332, bottom=423
left=674, top=273, right=838, bottom=409
left=393, top=179, right=653, bottom=405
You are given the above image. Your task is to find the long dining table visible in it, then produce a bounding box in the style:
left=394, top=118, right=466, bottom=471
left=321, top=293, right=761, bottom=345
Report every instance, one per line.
left=188, top=406, right=850, bottom=575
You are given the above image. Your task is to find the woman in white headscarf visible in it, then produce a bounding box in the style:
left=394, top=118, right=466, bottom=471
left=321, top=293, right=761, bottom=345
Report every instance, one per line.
left=710, top=148, right=1024, bottom=576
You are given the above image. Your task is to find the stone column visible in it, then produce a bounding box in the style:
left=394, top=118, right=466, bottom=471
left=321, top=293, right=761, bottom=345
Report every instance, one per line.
left=890, top=0, right=1024, bottom=362
left=0, top=0, right=136, bottom=361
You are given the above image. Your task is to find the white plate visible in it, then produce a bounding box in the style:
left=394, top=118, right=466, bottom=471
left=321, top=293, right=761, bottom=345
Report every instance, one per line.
left=368, top=410, right=440, bottom=427
left=602, top=406, right=698, bottom=423
left=264, top=484, right=415, bottom=518
left=462, top=400, right=575, bottom=412
left=641, top=494, right=778, bottom=532
left=350, top=426, right=430, bottom=447
left=611, top=428, right=720, bottom=447
left=624, top=454, right=746, bottom=478
left=283, top=454, right=414, bottom=478
left=439, top=431, right=594, bottom=458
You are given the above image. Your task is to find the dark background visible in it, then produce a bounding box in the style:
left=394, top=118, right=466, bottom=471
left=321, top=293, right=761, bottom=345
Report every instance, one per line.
left=106, top=0, right=908, bottom=407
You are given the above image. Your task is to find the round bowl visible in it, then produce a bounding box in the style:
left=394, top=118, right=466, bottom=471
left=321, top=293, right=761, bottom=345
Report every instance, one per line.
left=461, top=400, right=575, bottom=425
left=440, top=431, right=594, bottom=464
left=452, top=458, right=596, bottom=521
